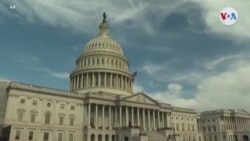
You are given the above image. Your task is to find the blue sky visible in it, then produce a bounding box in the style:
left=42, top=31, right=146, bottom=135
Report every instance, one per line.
left=1, top=0, right=250, bottom=112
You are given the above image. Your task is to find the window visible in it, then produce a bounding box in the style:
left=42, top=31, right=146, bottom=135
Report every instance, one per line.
left=213, top=126, right=216, bottom=131
left=28, top=131, right=33, bottom=140
left=15, top=130, right=21, bottom=140
left=214, top=136, right=217, bottom=141
left=70, top=117, right=74, bottom=126
left=30, top=113, right=36, bottom=123
left=32, top=100, right=37, bottom=106
left=69, top=133, right=74, bottom=141
left=47, top=103, right=51, bottom=107
left=43, top=132, right=49, bottom=141
left=59, top=116, right=64, bottom=125
left=70, top=105, right=75, bottom=110
left=20, top=99, right=25, bottom=104
left=58, top=133, right=63, bottom=141
left=45, top=111, right=51, bottom=124
left=60, top=104, right=65, bottom=109
left=18, top=112, right=24, bottom=122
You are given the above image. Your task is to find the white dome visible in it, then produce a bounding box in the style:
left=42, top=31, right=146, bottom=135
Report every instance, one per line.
left=83, top=21, right=124, bottom=56
left=70, top=13, right=134, bottom=96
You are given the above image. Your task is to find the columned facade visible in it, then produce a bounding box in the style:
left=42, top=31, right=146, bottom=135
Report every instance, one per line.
left=84, top=103, right=170, bottom=131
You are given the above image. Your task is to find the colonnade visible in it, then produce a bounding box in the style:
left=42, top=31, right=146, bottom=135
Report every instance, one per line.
left=221, top=116, right=250, bottom=131
left=84, top=104, right=170, bottom=131
left=70, top=72, right=133, bottom=92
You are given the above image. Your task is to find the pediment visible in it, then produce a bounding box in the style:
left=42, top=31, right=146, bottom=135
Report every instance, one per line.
left=121, top=93, right=159, bottom=105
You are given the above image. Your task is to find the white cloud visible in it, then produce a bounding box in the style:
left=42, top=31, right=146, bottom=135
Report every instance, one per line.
left=135, top=82, right=198, bottom=108
left=141, top=62, right=166, bottom=75
left=204, top=54, right=242, bottom=70
left=195, top=60, right=250, bottom=111
left=72, top=46, right=80, bottom=51
left=0, top=0, right=192, bottom=36
left=192, top=0, right=250, bottom=41
left=138, top=58, right=250, bottom=112
left=15, top=55, right=69, bottom=79
left=32, top=67, right=69, bottom=79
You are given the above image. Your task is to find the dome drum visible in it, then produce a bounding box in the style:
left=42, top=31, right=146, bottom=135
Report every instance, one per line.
left=70, top=13, right=133, bottom=96
left=70, top=71, right=133, bottom=96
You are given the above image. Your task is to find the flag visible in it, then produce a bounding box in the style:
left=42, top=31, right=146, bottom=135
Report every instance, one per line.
left=132, top=71, right=137, bottom=78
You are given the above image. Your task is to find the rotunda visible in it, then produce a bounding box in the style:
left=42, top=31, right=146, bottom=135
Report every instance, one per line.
left=70, top=13, right=134, bottom=96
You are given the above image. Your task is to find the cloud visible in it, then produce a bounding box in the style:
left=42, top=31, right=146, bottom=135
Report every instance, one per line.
left=191, top=0, right=250, bottom=41
left=141, top=62, right=166, bottom=75
left=15, top=55, right=69, bottom=79
left=0, top=0, right=194, bottom=36
left=142, top=59, right=250, bottom=112
left=195, top=59, right=250, bottom=111
left=32, top=67, right=69, bottom=79
left=204, top=54, right=243, bottom=70
left=72, top=46, right=80, bottom=51
left=144, top=83, right=199, bottom=108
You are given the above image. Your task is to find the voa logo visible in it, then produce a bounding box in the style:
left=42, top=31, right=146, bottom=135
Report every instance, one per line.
left=220, top=7, right=238, bottom=26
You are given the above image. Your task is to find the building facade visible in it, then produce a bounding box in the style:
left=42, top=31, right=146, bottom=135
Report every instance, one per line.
left=0, top=13, right=249, bottom=141
left=200, top=109, right=250, bottom=141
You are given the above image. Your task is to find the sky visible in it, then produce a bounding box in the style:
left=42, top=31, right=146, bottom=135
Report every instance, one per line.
left=0, top=0, right=250, bottom=112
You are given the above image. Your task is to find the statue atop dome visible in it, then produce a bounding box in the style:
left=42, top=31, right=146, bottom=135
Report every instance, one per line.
left=103, top=12, right=107, bottom=23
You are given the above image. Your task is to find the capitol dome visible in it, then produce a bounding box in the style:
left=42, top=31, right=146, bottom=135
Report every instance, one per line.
left=70, top=13, right=134, bottom=96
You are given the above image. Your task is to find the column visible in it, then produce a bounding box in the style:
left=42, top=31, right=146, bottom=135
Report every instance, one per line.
left=95, top=104, right=98, bottom=129
left=88, top=104, right=91, bottom=128
left=148, top=109, right=151, bottom=130
left=143, top=108, right=145, bottom=130
left=157, top=111, right=162, bottom=128
left=166, top=112, right=170, bottom=128
left=78, top=75, right=81, bottom=88
left=92, top=73, right=95, bottom=87
left=119, top=106, right=122, bottom=127
left=104, top=73, right=107, bottom=87
left=76, top=74, right=80, bottom=89
left=132, top=107, right=134, bottom=126
left=81, top=74, right=84, bottom=88
left=126, top=106, right=128, bottom=126
left=137, top=108, right=140, bottom=126
left=124, top=77, right=127, bottom=90
left=121, top=76, right=124, bottom=89
left=116, top=74, right=118, bottom=88
left=102, top=105, right=105, bottom=128
left=98, top=72, right=101, bottom=87
left=110, top=73, right=113, bottom=87
left=86, top=73, right=89, bottom=87
left=153, top=110, right=155, bottom=130
left=109, top=106, right=111, bottom=129
left=162, top=112, right=164, bottom=128
left=115, top=107, right=117, bottom=127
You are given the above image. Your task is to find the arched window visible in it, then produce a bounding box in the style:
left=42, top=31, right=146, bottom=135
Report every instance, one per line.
left=17, top=109, right=25, bottom=122
left=45, top=111, right=51, bottom=124
left=98, top=134, right=102, bottom=141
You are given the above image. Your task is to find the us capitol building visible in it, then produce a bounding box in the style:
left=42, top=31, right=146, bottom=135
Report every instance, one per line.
left=0, top=13, right=250, bottom=141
